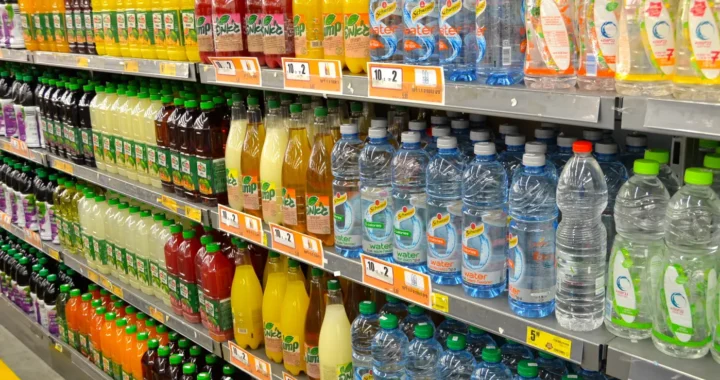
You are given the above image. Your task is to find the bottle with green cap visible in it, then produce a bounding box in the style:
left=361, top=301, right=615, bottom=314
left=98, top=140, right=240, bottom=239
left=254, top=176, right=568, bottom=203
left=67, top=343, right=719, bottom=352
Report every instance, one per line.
left=535, top=352, right=568, bottom=379
left=406, top=322, right=443, bottom=378
left=438, top=333, right=476, bottom=378
left=220, top=364, right=236, bottom=380
left=281, top=102, right=310, bottom=232
left=225, top=92, right=248, bottom=211
left=305, top=106, right=334, bottom=246
left=653, top=167, right=720, bottom=359
left=239, top=95, right=264, bottom=217
left=199, top=241, right=234, bottom=340
left=258, top=99, right=287, bottom=225
left=169, top=354, right=184, bottom=378
left=15, top=75, right=42, bottom=149
left=319, top=279, right=352, bottom=379
left=371, top=313, right=410, bottom=378
left=229, top=237, right=263, bottom=349
left=78, top=189, right=97, bottom=268
left=56, top=283, right=71, bottom=343
left=180, top=363, right=197, bottom=380
left=78, top=83, right=96, bottom=167
left=471, top=346, right=512, bottom=379
left=644, top=149, right=680, bottom=196
left=134, top=209, right=154, bottom=295
left=606, top=158, right=669, bottom=341
left=465, top=326, right=496, bottom=361
left=178, top=99, right=201, bottom=199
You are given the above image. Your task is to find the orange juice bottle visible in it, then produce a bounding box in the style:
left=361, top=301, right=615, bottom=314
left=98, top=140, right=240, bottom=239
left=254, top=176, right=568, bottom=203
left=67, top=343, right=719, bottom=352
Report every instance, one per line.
left=342, top=0, right=369, bottom=73
left=122, top=325, right=138, bottom=380
left=180, top=0, right=198, bottom=61
left=117, top=0, right=130, bottom=56
left=102, top=0, right=120, bottom=56
left=51, top=0, right=70, bottom=52
left=136, top=0, right=156, bottom=58
left=156, top=324, right=169, bottom=345
left=34, top=0, right=49, bottom=51
left=145, top=318, right=158, bottom=340
left=19, top=0, right=39, bottom=50
left=66, top=289, right=82, bottom=350
left=162, top=0, right=186, bottom=60
left=43, top=0, right=58, bottom=51
left=100, top=312, right=117, bottom=376
left=124, top=305, right=138, bottom=326
left=136, top=312, right=148, bottom=334
left=78, top=293, right=93, bottom=357
left=134, top=332, right=149, bottom=380
left=90, top=306, right=106, bottom=368
left=113, top=318, right=128, bottom=379
left=240, top=96, right=266, bottom=218
left=92, top=0, right=106, bottom=55
left=306, top=107, right=336, bottom=246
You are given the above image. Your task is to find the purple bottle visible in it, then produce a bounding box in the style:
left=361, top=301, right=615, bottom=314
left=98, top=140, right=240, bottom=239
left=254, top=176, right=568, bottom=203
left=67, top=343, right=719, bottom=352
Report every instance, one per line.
left=1, top=72, right=17, bottom=138
left=15, top=256, right=32, bottom=313
left=16, top=165, right=36, bottom=230
left=6, top=163, right=20, bottom=223
left=15, top=75, right=41, bottom=148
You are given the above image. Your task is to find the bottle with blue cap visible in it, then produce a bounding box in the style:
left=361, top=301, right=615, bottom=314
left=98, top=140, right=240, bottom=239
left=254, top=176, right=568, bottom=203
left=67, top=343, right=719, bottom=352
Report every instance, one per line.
left=406, top=322, right=443, bottom=379
left=351, top=300, right=380, bottom=380
left=582, top=129, right=603, bottom=146
left=514, top=360, right=540, bottom=380
left=550, top=136, right=577, bottom=174
left=371, top=313, right=409, bottom=379
left=498, top=134, right=526, bottom=174
left=534, top=128, right=557, bottom=154
left=461, top=142, right=508, bottom=298
left=437, top=334, right=476, bottom=379
left=471, top=346, right=512, bottom=380
left=595, top=142, right=629, bottom=259
left=470, top=130, right=491, bottom=146
left=332, top=123, right=364, bottom=258
left=409, top=120, right=431, bottom=148
left=644, top=149, right=681, bottom=196
left=465, top=326, right=496, bottom=361
left=399, top=304, right=435, bottom=340
left=652, top=168, right=720, bottom=359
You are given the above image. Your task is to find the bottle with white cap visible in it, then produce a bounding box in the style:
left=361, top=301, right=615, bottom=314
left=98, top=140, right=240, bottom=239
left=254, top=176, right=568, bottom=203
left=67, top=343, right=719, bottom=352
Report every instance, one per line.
left=582, top=129, right=603, bottom=146
left=534, top=128, right=557, bottom=154
left=389, top=106, right=408, bottom=142
left=370, top=118, right=398, bottom=149
left=332, top=124, right=365, bottom=258
left=391, top=132, right=431, bottom=272
left=462, top=142, right=508, bottom=298
left=620, top=134, right=647, bottom=173
left=426, top=136, right=464, bottom=285
left=360, top=128, right=396, bottom=261
left=451, top=119, right=473, bottom=159
left=508, top=153, right=558, bottom=318
left=496, top=124, right=519, bottom=152
left=409, top=121, right=430, bottom=148
left=595, top=142, right=628, bottom=259
left=470, top=130, right=491, bottom=145
left=430, top=115, right=449, bottom=129
left=498, top=134, right=526, bottom=174
left=550, top=136, right=577, bottom=173
left=424, top=126, right=451, bottom=157
left=525, top=142, right=557, bottom=179
left=644, top=149, right=681, bottom=196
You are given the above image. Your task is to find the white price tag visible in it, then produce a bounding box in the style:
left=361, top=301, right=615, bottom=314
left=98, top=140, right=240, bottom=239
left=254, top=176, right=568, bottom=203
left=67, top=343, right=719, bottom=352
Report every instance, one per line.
left=214, top=60, right=236, bottom=76
left=231, top=345, right=250, bottom=367
left=415, top=68, right=438, bottom=87
left=220, top=209, right=239, bottom=229
left=284, top=61, right=310, bottom=81
left=364, top=259, right=394, bottom=285
left=370, top=67, right=403, bottom=90
left=404, top=271, right=425, bottom=291
left=272, top=227, right=296, bottom=249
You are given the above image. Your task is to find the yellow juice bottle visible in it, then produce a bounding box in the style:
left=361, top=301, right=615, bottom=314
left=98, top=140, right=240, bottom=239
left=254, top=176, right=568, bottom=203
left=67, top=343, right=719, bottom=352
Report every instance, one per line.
left=305, top=107, right=336, bottom=246
left=293, top=0, right=323, bottom=59
left=126, top=0, right=142, bottom=57
left=34, top=0, right=49, bottom=51
left=318, top=279, right=352, bottom=379
left=281, top=104, right=310, bottom=233
left=90, top=85, right=107, bottom=170
left=109, top=88, right=127, bottom=175
left=280, top=259, right=309, bottom=375
left=100, top=86, right=119, bottom=173
left=342, top=0, right=369, bottom=73
left=259, top=100, right=289, bottom=225
left=151, top=0, right=166, bottom=59
left=180, top=0, right=198, bottom=61
left=162, top=0, right=186, bottom=61
left=322, top=0, right=344, bottom=69
left=102, top=0, right=120, bottom=56
left=51, top=0, right=70, bottom=52
left=43, top=0, right=58, bottom=51
left=262, top=251, right=287, bottom=363
left=130, top=92, right=151, bottom=182
left=241, top=96, right=266, bottom=218
left=141, top=94, right=163, bottom=187
left=136, top=0, right=155, bottom=58
left=230, top=239, right=264, bottom=349
left=119, top=90, right=139, bottom=179
left=116, top=0, right=130, bottom=56
left=226, top=95, right=248, bottom=211
left=19, top=0, right=39, bottom=51
left=92, top=0, right=106, bottom=54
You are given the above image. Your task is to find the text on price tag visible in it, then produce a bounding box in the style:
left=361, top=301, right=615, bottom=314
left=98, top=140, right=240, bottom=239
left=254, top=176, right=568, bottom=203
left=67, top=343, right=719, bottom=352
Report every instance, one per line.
left=217, top=205, right=264, bottom=244
left=282, top=58, right=343, bottom=94
left=23, top=228, right=42, bottom=249
left=9, top=138, right=30, bottom=158
left=52, top=159, right=74, bottom=174
left=367, top=63, right=444, bottom=105
left=361, top=254, right=432, bottom=306
left=209, top=57, right=262, bottom=87
left=0, top=211, right=11, bottom=229
left=269, top=223, right=325, bottom=267
left=526, top=327, right=572, bottom=359
left=228, top=341, right=273, bottom=380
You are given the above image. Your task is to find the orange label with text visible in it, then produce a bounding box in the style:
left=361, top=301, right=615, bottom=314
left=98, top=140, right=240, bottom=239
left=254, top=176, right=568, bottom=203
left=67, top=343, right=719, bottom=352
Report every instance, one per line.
left=23, top=228, right=42, bottom=249
left=228, top=341, right=273, bottom=380
left=0, top=212, right=11, bottom=229
left=217, top=205, right=264, bottom=245
left=361, top=254, right=432, bottom=306
left=209, top=57, right=262, bottom=87
left=269, top=223, right=324, bottom=267
left=1, top=138, right=31, bottom=159
left=367, top=62, right=444, bottom=104
left=282, top=58, right=343, bottom=94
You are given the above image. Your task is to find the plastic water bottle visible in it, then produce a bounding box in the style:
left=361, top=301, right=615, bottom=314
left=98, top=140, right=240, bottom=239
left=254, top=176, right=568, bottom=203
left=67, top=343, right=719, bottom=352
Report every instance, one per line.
left=605, top=159, right=669, bottom=340
left=400, top=304, right=435, bottom=340
left=465, top=326, right=496, bottom=360
left=470, top=130, right=491, bottom=145
left=461, top=142, right=508, bottom=298
left=499, top=341, right=533, bottom=373
left=595, top=142, right=628, bottom=259
left=409, top=121, right=431, bottom=148
left=435, top=318, right=468, bottom=349
left=360, top=128, right=396, bottom=260
left=508, top=153, right=558, bottom=318
left=699, top=139, right=719, bottom=163
left=431, top=115, right=450, bottom=128
left=437, top=334, right=476, bottom=379
left=439, top=0, right=477, bottom=81
left=424, top=126, right=451, bottom=157
left=475, top=0, right=525, bottom=85
left=392, top=131, right=431, bottom=271
left=372, top=314, right=409, bottom=378
left=406, top=322, right=443, bottom=379
left=380, top=295, right=409, bottom=320
left=556, top=141, right=608, bottom=331
left=524, top=0, right=577, bottom=89
left=534, top=128, right=557, bottom=154
left=582, top=129, right=603, bottom=146
left=403, top=0, right=439, bottom=66
left=536, top=352, right=567, bottom=380
left=471, top=346, right=513, bottom=380
left=426, top=136, right=464, bottom=285
left=370, top=0, right=404, bottom=63
left=705, top=153, right=720, bottom=195
left=452, top=119, right=473, bottom=158
left=352, top=300, right=381, bottom=380
left=498, top=134, right=525, bottom=174
left=550, top=136, right=577, bottom=174
left=525, top=142, right=557, bottom=179
left=332, top=124, right=364, bottom=258
left=575, top=368, right=608, bottom=380
left=514, top=360, right=540, bottom=380
left=496, top=124, right=518, bottom=152
left=645, top=149, right=681, bottom=196
left=652, top=168, right=720, bottom=359
left=470, top=114, right=487, bottom=129
left=620, top=135, right=647, bottom=173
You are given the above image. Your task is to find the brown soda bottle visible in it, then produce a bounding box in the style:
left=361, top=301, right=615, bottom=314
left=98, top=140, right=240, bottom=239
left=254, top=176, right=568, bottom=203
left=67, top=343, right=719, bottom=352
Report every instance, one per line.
left=178, top=100, right=200, bottom=200
left=166, top=98, right=186, bottom=196
left=240, top=96, right=265, bottom=218
left=141, top=338, right=159, bottom=380
left=180, top=363, right=197, bottom=380
left=304, top=268, right=325, bottom=380
left=194, top=100, right=227, bottom=207
left=154, top=95, right=175, bottom=193
left=153, top=345, right=172, bottom=380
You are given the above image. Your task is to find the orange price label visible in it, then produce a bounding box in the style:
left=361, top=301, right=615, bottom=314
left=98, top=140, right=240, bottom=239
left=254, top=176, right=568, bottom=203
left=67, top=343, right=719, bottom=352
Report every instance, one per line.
left=9, top=138, right=30, bottom=158
left=228, top=341, right=272, bottom=380
left=269, top=223, right=324, bottom=267
left=209, top=57, right=262, bottom=87
left=283, top=372, right=297, bottom=380
left=282, top=58, right=343, bottom=94
left=217, top=205, right=264, bottom=245
left=367, top=63, right=444, bottom=105
left=23, top=228, right=42, bottom=249
left=361, top=254, right=432, bottom=306
left=0, top=211, right=11, bottom=229
left=77, top=57, right=89, bottom=67
left=52, top=159, right=74, bottom=174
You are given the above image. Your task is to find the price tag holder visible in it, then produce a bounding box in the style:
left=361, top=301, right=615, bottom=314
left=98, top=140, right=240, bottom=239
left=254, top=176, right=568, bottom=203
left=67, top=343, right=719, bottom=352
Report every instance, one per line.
left=282, top=58, right=343, bottom=94
left=361, top=254, right=432, bottom=306
left=526, top=327, right=572, bottom=359
left=23, top=228, right=42, bottom=249
left=159, top=62, right=177, bottom=76
left=124, top=60, right=140, bottom=73
left=209, top=57, right=262, bottom=87
left=184, top=206, right=202, bottom=222
left=158, top=195, right=178, bottom=212
left=228, top=341, right=273, bottom=380
left=48, top=248, right=61, bottom=262
left=149, top=306, right=167, bottom=322
left=269, top=223, right=324, bottom=267
left=52, top=159, right=74, bottom=174
left=283, top=372, right=297, bottom=380
left=9, top=138, right=30, bottom=158
left=367, top=63, right=444, bottom=105
left=100, top=276, right=113, bottom=290
left=217, top=205, right=264, bottom=245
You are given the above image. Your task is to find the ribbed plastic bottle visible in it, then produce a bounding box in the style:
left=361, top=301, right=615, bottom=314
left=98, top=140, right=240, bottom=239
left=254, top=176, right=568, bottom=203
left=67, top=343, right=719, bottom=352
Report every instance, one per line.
left=437, top=334, right=476, bottom=379
left=471, top=346, right=512, bottom=380
left=495, top=124, right=518, bottom=152
left=525, top=142, right=557, bottom=179
left=556, top=141, right=608, bottom=331
left=475, top=0, right=524, bottom=86
left=595, top=142, right=628, bottom=259
left=514, top=360, right=540, bottom=380
left=398, top=304, right=434, bottom=341
left=465, top=326, right=496, bottom=361
left=498, top=134, right=525, bottom=175
left=645, top=149, right=681, bottom=196
left=360, top=127, right=395, bottom=261
left=371, top=314, right=408, bottom=379
left=435, top=318, right=468, bottom=350
left=534, top=128, right=557, bottom=154
left=405, top=322, right=442, bottom=379
left=536, top=352, right=567, bottom=380
left=499, top=341, right=533, bottom=373
left=350, top=300, right=379, bottom=380
left=704, top=153, right=720, bottom=196
left=423, top=126, right=450, bottom=157
left=332, top=123, right=364, bottom=258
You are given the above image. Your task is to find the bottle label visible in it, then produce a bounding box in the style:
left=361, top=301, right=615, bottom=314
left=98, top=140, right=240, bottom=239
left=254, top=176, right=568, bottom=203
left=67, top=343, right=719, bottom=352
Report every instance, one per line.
left=305, top=344, right=320, bottom=378
left=263, top=14, right=289, bottom=55
left=261, top=181, right=279, bottom=217
left=344, top=13, right=370, bottom=58
left=115, top=138, right=126, bottom=166
left=403, top=0, right=437, bottom=63
left=137, top=11, right=155, bottom=46
left=102, top=134, right=115, bottom=163
left=282, top=187, right=299, bottom=226
left=294, top=14, right=308, bottom=55
left=641, top=0, right=675, bottom=75
left=507, top=220, right=556, bottom=304
left=164, top=10, right=184, bottom=47
left=125, top=249, right=137, bottom=278
left=44, top=13, right=56, bottom=43
left=198, top=158, right=227, bottom=196
left=159, top=266, right=170, bottom=296
left=462, top=214, right=507, bottom=286
left=578, top=0, right=618, bottom=77
left=370, top=0, right=401, bottom=58
left=213, top=13, right=244, bottom=53
left=84, top=10, right=94, bottom=44
left=106, top=241, right=117, bottom=269
left=81, top=129, right=94, bottom=160
left=82, top=231, right=95, bottom=261
left=426, top=202, right=463, bottom=273
left=362, top=188, right=394, bottom=256
left=116, top=245, right=128, bottom=274
left=227, top=168, right=241, bottom=207
left=149, top=259, right=161, bottom=289
left=126, top=9, right=137, bottom=45
left=323, top=13, right=344, bottom=57
left=181, top=9, right=197, bottom=48
left=147, top=145, right=159, bottom=177
left=46, top=304, right=58, bottom=336
left=686, top=0, right=720, bottom=80
left=158, top=148, right=172, bottom=184
left=92, top=131, right=103, bottom=162
left=112, top=361, right=122, bottom=380
left=66, top=125, right=83, bottom=158
left=94, top=238, right=108, bottom=266
left=246, top=13, right=265, bottom=52
left=178, top=279, right=201, bottom=319
left=264, top=322, right=283, bottom=353
left=204, top=296, right=233, bottom=333
left=92, top=347, right=103, bottom=370
left=282, top=334, right=302, bottom=366
left=393, top=195, right=427, bottom=264
left=136, top=256, right=150, bottom=286
left=181, top=154, right=197, bottom=193
left=170, top=150, right=183, bottom=187
left=534, top=0, right=574, bottom=74
left=609, top=247, right=650, bottom=329
left=195, top=14, right=213, bottom=53
left=152, top=11, right=165, bottom=46
left=104, top=11, right=119, bottom=43
left=33, top=13, right=44, bottom=43
left=168, top=273, right=181, bottom=310
left=474, top=0, right=487, bottom=62
left=306, top=194, right=332, bottom=234
left=21, top=13, right=35, bottom=44
left=242, top=175, right=261, bottom=210
left=93, top=12, right=104, bottom=42
left=79, top=334, right=89, bottom=356
left=124, top=139, right=136, bottom=171
left=75, top=11, right=87, bottom=44
left=334, top=191, right=362, bottom=248
left=134, top=142, right=147, bottom=174
left=65, top=13, right=76, bottom=44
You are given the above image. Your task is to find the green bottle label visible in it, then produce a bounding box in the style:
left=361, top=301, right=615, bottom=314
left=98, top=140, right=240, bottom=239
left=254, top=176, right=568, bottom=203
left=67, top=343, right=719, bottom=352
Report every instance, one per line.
left=159, top=266, right=170, bottom=295
left=135, top=142, right=147, bottom=173
left=103, top=11, right=119, bottom=43
left=137, top=11, right=155, bottom=46
left=82, top=232, right=95, bottom=261
left=158, top=148, right=171, bottom=184
left=92, top=131, right=104, bottom=161
left=81, top=129, right=94, bottom=159
left=149, top=260, right=161, bottom=289
left=126, top=250, right=138, bottom=278
left=116, top=245, right=127, bottom=274
left=136, top=256, right=150, bottom=286
left=94, top=239, right=108, bottom=266
left=147, top=144, right=159, bottom=177
left=74, top=11, right=87, bottom=43
left=52, top=12, right=66, bottom=42
left=178, top=279, right=200, bottom=314
left=102, top=134, right=116, bottom=163
left=170, top=150, right=182, bottom=187
left=123, top=139, right=136, bottom=171
left=197, top=157, right=227, bottom=197
left=115, top=138, right=126, bottom=166
left=152, top=11, right=164, bottom=45
left=180, top=154, right=197, bottom=194
left=205, top=296, right=233, bottom=331
left=163, top=10, right=184, bottom=47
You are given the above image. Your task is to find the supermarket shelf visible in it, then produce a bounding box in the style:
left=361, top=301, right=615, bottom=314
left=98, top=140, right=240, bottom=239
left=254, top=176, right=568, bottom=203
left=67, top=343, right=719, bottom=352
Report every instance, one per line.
left=606, top=337, right=717, bottom=380
left=0, top=137, right=47, bottom=165
left=0, top=48, right=33, bottom=63
left=221, top=342, right=297, bottom=380
left=620, top=96, right=720, bottom=139
left=198, top=64, right=617, bottom=129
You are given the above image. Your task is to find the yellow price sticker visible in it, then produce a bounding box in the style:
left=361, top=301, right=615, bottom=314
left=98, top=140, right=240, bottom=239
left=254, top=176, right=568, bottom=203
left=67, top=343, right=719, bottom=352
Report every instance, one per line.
left=77, top=57, right=89, bottom=67
left=100, top=277, right=112, bottom=290
left=526, top=327, right=572, bottom=359
left=184, top=206, right=202, bottom=222
left=87, top=270, right=99, bottom=283
left=159, top=63, right=177, bottom=76
left=54, top=342, right=63, bottom=353
left=112, top=284, right=124, bottom=298
left=48, top=248, right=61, bottom=261
left=159, top=195, right=178, bottom=211
left=52, top=160, right=74, bottom=174
left=431, top=292, right=449, bottom=313
left=125, top=60, right=139, bottom=72
left=149, top=306, right=165, bottom=322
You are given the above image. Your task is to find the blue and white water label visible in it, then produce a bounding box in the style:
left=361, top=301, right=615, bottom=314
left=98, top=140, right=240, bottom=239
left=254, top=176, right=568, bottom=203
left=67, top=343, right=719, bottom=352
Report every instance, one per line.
left=393, top=193, right=427, bottom=264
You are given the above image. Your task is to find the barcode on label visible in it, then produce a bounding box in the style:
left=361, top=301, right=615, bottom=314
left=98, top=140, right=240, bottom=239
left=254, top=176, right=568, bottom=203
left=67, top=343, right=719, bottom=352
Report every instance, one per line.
left=585, top=54, right=597, bottom=77
left=415, top=68, right=437, bottom=87
left=404, top=271, right=425, bottom=291
left=502, top=40, right=511, bottom=66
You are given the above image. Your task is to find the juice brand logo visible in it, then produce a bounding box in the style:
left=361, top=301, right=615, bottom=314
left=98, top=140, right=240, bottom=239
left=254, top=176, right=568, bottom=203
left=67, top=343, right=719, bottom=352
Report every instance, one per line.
left=215, top=14, right=241, bottom=36
left=374, top=1, right=397, bottom=22
left=324, top=14, right=342, bottom=37
left=282, top=335, right=300, bottom=353
left=305, top=345, right=319, bottom=364
left=282, top=188, right=296, bottom=208
left=261, top=182, right=276, bottom=201
left=441, top=0, right=462, bottom=20
left=197, top=162, right=212, bottom=194
left=464, top=222, right=484, bottom=239
left=246, top=14, right=264, bottom=36
left=412, top=1, right=436, bottom=22
left=181, top=158, right=191, bottom=172
left=333, top=192, right=348, bottom=206
left=646, top=1, right=663, bottom=17
left=294, top=15, right=306, bottom=37
left=264, top=322, right=282, bottom=338
left=476, top=0, right=486, bottom=17
left=242, top=176, right=257, bottom=194
left=345, top=14, right=370, bottom=38
left=263, top=15, right=283, bottom=36
left=669, top=292, right=687, bottom=315
left=396, top=205, right=415, bottom=222
left=197, top=16, right=212, bottom=36
left=368, top=199, right=387, bottom=216
left=226, top=168, right=238, bottom=187
left=431, top=213, right=450, bottom=229
left=336, top=362, right=353, bottom=380
left=307, top=195, right=329, bottom=216
left=508, top=233, right=518, bottom=248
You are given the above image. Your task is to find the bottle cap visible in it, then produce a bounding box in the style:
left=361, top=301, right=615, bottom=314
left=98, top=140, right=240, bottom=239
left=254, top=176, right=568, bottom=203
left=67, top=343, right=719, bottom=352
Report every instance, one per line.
left=409, top=121, right=426, bottom=131
left=470, top=129, right=490, bottom=142
left=314, top=107, right=328, bottom=117
left=327, top=279, right=340, bottom=290
left=200, top=235, right=213, bottom=245
left=185, top=100, right=198, bottom=108
left=634, top=159, right=660, bottom=176
left=178, top=338, right=190, bottom=348
left=288, top=258, right=299, bottom=268
left=116, top=318, right=128, bottom=327
left=386, top=294, right=400, bottom=303
left=311, top=267, right=323, bottom=277
left=169, top=354, right=183, bottom=365
left=206, top=243, right=220, bottom=253
left=81, top=293, right=92, bottom=301
left=700, top=139, right=719, bottom=149
left=379, top=314, right=398, bottom=329
left=446, top=334, right=466, bottom=350
left=626, top=134, right=647, bottom=147
left=137, top=332, right=149, bottom=341
left=525, top=141, right=547, bottom=154
left=573, top=140, right=593, bottom=153
left=645, top=149, right=669, bottom=165
left=446, top=111, right=461, bottom=118
left=200, top=101, right=213, bottom=110
left=499, top=124, right=518, bottom=135
left=430, top=116, right=448, bottom=125
left=95, top=306, right=106, bottom=315
left=437, top=136, right=457, bottom=149
left=517, top=360, right=539, bottom=378
left=684, top=168, right=712, bottom=186
left=408, top=304, right=424, bottom=315
left=91, top=299, right=102, bottom=308
left=60, top=284, right=70, bottom=293
left=269, top=251, right=280, bottom=258
left=481, top=346, right=501, bottom=362
left=198, top=374, right=210, bottom=380
left=370, top=118, right=388, bottom=129
left=205, top=354, right=218, bottom=364
left=359, top=301, right=376, bottom=315
left=523, top=153, right=545, bottom=167
left=182, top=230, right=196, bottom=239
left=105, top=312, right=116, bottom=321
left=290, top=103, right=302, bottom=114
left=432, top=127, right=450, bottom=137
left=534, top=128, right=555, bottom=139
left=268, top=100, right=279, bottom=109
left=368, top=128, right=386, bottom=139
left=451, top=120, right=469, bottom=130
left=350, top=102, right=363, bottom=112
left=538, top=351, right=554, bottom=359
left=126, top=325, right=137, bottom=334
left=595, top=142, right=617, bottom=154
left=340, top=124, right=358, bottom=134
left=505, top=134, right=525, bottom=146
left=190, top=346, right=202, bottom=356
left=223, top=365, right=236, bottom=375
left=70, top=289, right=81, bottom=297
left=401, top=131, right=420, bottom=143
left=582, top=129, right=602, bottom=141
left=148, top=339, right=160, bottom=349
left=47, top=274, right=56, bottom=282
left=158, top=346, right=170, bottom=357
left=468, top=326, right=485, bottom=334
left=414, top=322, right=433, bottom=339
left=704, top=153, right=720, bottom=170
left=470, top=114, right=486, bottom=123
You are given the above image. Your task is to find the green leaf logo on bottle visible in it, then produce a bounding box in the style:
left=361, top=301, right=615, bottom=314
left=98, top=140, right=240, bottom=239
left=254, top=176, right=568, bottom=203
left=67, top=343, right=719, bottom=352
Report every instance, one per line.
left=307, top=195, right=329, bottom=216
left=344, top=13, right=370, bottom=40
left=324, top=13, right=341, bottom=37
left=294, top=15, right=305, bottom=37
left=282, top=335, right=300, bottom=353
left=337, top=362, right=353, bottom=380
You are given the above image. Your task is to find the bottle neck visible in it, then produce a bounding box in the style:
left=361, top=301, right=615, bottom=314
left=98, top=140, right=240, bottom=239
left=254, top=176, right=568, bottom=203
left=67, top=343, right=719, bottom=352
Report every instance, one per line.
left=506, top=144, right=524, bottom=152
left=327, top=289, right=343, bottom=305
left=524, top=165, right=544, bottom=174
left=475, top=154, right=496, bottom=162
left=401, top=142, right=421, bottom=150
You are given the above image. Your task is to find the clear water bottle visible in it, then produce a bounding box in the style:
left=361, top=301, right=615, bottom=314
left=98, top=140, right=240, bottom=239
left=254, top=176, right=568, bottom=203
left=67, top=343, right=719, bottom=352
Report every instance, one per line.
left=360, top=128, right=396, bottom=260
left=534, top=128, right=557, bottom=154
left=352, top=300, right=380, bottom=380
left=575, top=368, right=608, bottom=380
left=582, top=129, right=603, bottom=146
left=424, top=126, right=451, bottom=157
left=370, top=0, right=404, bottom=63
left=380, top=295, right=409, bottom=320
left=699, top=139, right=719, bottom=162
left=499, top=341, right=534, bottom=373
left=431, top=115, right=450, bottom=128
left=595, top=142, right=629, bottom=259
left=556, top=141, right=608, bottom=331
left=475, top=0, right=525, bottom=85
left=652, top=168, right=720, bottom=358
left=470, top=130, right=491, bottom=145
left=461, top=142, right=508, bottom=298
left=508, top=153, right=558, bottom=318
left=576, top=0, right=619, bottom=91
left=332, top=124, right=365, bottom=258
left=645, top=149, right=681, bottom=196
left=437, top=334, right=476, bottom=379
left=409, top=121, right=431, bottom=148
left=466, top=326, right=496, bottom=361
left=704, top=153, right=720, bottom=196
left=452, top=120, right=473, bottom=159
left=496, top=124, right=518, bottom=152
left=400, top=304, right=435, bottom=340
left=471, top=346, right=513, bottom=380
left=525, top=142, right=557, bottom=179
left=606, top=159, right=669, bottom=340
left=536, top=352, right=567, bottom=380
left=439, top=0, right=477, bottom=81
left=426, top=136, right=464, bottom=285
left=372, top=314, right=409, bottom=379
left=403, top=0, right=439, bottom=66
left=620, top=134, right=647, bottom=173
left=392, top=131, right=431, bottom=271
left=524, top=0, right=577, bottom=89
left=435, top=318, right=469, bottom=349
left=514, top=360, right=540, bottom=380
left=550, top=136, right=577, bottom=173
left=406, top=322, right=443, bottom=379
left=498, top=134, right=526, bottom=174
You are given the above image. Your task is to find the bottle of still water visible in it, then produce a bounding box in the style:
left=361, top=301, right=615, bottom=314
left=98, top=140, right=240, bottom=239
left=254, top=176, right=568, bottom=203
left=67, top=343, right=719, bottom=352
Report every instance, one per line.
left=403, top=0, right=439, bottom=66
left=370, top=0, right=404, bottom=63
left=371, top=314, right=409, bottom=378
left=332, top=124, right=364, bottom=258
left=524, top=0, right=577, bottom=88
left=471, top=346, right=513, bottom=380
left=496, top=124, right=518, bottom=152
left=475, top=0, right=525, bottom=85
left=550, top=136, right=577, bottom=173
left=595, top=142, right=628, bottom=258
left=424, top=126, right=451, bottom=157
left=620, top=134, right=647, bottom=173
left=437, top=334, right=476, bottom=379
left=439, top=0, right=477, bottom=81
left=525, top=142, right=557, bottom=179
left=406, top=322, right=443, bottom=379
left=534, top=128, right=557, bottom=154
left=556, top=141, right=608, bottom=331
left=409, top=121, right=431, bottom=148
left=470, top=129, right=491, bottom=146
left=351, top=301, right=380, bottom=379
